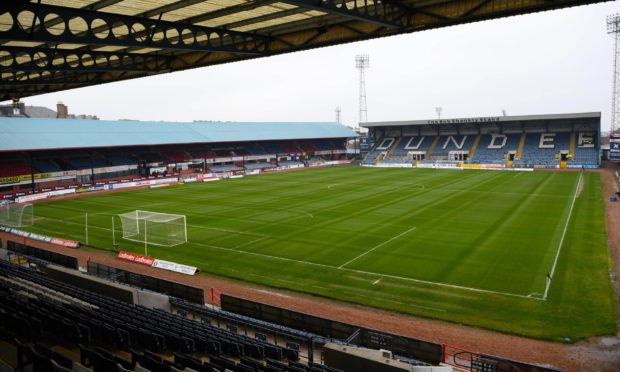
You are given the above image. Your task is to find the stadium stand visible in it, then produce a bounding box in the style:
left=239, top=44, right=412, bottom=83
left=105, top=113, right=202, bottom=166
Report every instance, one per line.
left=470, top=134, right=521, bottom=164
left=513, top=132, right=571, bottom=167
left=66, top=157, right=109, bottom=170
left=385, top=136, right=430, bottom=163
left=572, top=132, right=599, bottom=165
left=361, top=137, right=390, bottom=165
left=361, top=113, right=601, bottom=169
left=0, top=251, right=443, bottom=372
left=164, top=151, right=192, bottom=163
left=277, top=161, right=306, bottom=169
left=107, top=155, right=139, bottom=167
left=32, top=158, right=63, bottom=173
left=244, top=163, right=276, bottom=171
left=360, top=149, right=382, bottom=165
left=429, top=135, right=477, bottom=159
left=209, top=164, right=244, bottom=173
left=0, top=259, right=309, bottom=371
left=244, top=145, right=270, bottom=156
left=306, top=158, right=325, bottom=167
left=0, top=160, right=31, bottom=178
left=0, top=119, right=355, bottom=200
left=258, top=143, right=305, bottom=156
left=134, top=150, right=166, bottom=164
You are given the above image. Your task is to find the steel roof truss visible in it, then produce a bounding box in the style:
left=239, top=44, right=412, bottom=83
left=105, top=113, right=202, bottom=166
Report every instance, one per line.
left=0, top=46, right=172, bottom=73
left=0, top=2, right=269, bottom=56
left=1, top=70, right=102, bottom=86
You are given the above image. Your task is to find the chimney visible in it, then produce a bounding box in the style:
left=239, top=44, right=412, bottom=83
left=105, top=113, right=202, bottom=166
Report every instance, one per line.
left=56, top=102, right=68, bottom=119
left=11, top=98, right=24, bottom=116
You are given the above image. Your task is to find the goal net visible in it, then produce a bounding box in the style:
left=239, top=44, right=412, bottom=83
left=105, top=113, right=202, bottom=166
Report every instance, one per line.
left=118, top=210, right=187, bottom=247
left=0, top=201, right=34, bottom=228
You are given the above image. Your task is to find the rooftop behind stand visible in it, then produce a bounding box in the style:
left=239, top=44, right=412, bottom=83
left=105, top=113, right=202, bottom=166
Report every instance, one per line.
left=0, top=120, right=356, bottom=153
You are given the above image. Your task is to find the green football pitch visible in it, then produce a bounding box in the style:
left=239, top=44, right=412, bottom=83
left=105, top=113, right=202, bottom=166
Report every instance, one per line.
left=24, top=167, right=616, bottom=340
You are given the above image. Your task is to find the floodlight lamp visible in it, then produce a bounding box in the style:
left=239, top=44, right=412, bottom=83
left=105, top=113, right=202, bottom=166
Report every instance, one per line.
left=607, top=14, right=620, bottom=34
left=355, top=54, right=370, bottom=69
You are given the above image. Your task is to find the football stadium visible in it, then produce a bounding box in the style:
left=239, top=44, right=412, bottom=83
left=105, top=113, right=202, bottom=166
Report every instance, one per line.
left=0, top=1, right=619, bottom=372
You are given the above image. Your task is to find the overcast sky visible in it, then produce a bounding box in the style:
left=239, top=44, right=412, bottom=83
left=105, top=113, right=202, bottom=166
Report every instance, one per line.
left=15, top=2, right=620, bottom=131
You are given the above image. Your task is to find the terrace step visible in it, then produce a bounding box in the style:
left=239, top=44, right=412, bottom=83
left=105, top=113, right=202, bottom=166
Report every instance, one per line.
left=516, top=133, right=526, bottom=160
left=380, top=137, right=402, bottom=163
left=426, top=136, right=440, bottom=158
left=468, top=135, right=481, bottom=159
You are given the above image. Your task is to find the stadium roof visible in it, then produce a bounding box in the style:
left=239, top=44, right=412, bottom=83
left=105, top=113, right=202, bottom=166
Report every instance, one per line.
left=362, top=112, right=602, bottom=127
left=0, top=118, right=357, bottom=152
left=0, top=0, right=607, bottom=101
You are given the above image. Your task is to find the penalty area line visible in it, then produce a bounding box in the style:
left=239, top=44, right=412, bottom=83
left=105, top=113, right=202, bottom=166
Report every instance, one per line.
left=339, top=226, right=418, bottom=269
left=188, top=224, right=269, bottom=238
left=233, top=236, right=270, bottom=249
left=192, top=240, right=541, bottom=301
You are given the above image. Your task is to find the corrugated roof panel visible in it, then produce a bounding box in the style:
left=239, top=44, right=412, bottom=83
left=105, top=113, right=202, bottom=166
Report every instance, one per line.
left=102, top=0, right=247, bottom=21
left=0, top=119, right=357, bottom=152
left=128, top=48, right=165, bottom=54
left=158, top=2, right=235, bottom=23
left=92, top=45, right=132, bottom=52
left=3, top=41, right=43, bottom=48
left=40, top=0, right=102, bottom=7
left=100, top=0, right=163, bottom=17
left=55, top=44, right=89, bottom=50
left=233, top=12, right=320, bottom=32
left=205, top=3, right=297, bottom=28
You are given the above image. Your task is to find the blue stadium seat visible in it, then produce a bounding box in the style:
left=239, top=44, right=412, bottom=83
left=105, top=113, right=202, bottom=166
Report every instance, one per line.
left=471, top=133, right=521, bottom=164
left=518, top=132, right=570, bottom=167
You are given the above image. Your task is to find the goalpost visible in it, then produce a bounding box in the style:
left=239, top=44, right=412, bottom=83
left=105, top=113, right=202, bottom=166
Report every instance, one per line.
left=0, top=201, right=34, bottom=228
left=118, top=210, right=187, bottom=247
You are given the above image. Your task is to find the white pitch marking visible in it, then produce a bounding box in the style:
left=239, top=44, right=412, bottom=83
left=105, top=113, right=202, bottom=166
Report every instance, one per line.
left=191, top=241, right=541, bottom=301
left=339, top=226, right=418, bottom=269
left=39, top=214, right=269, bottom=239
left=189, top=224, right=268, bottom=238
left=35, top=215, right=272, bottom=245
left=440, top=188, right=570, bottom=199
left=31, top=173, right=547, bottom=302
left=234, top=236, right=269, bottom=249
left=48, top=202, right=269, bottom=237
left=37, top=215, right=111, bottom=231
left=34, top=214, right=539, bottom=301
left=285, top=209, right=313, bottom=218
left=542, top=171, right=583, bottom=300
left=63, top=211, right=116, bottom=220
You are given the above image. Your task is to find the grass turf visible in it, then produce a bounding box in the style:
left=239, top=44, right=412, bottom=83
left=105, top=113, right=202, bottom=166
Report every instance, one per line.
left=24, top=167, right=616, bottom=340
